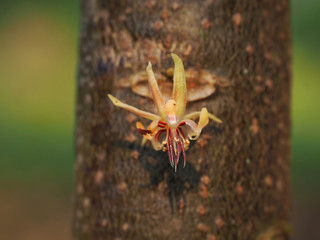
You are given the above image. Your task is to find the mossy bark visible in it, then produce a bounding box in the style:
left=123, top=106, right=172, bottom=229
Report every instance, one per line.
left=73, top=0, right=291, bottom=239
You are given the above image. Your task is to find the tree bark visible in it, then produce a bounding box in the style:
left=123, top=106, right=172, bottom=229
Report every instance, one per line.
left=73, top=0, right=291, bottom=239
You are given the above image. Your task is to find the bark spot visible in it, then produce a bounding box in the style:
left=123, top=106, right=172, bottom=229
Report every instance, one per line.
left=197, top=223, right=209, bottom=233
left=197, top=205, right=206, bottom=216
left=171, top=2, right=180, bottom=11
left=95, top=170, right=104, bottom=185
left=202, top=18, right=210, bottom=31
left=207, top=235, right=216, bottom=240
left=125, top=132, right=137, bottom=143
left=146, top=0, right=156, bottom=9
left=126, top=113, right=137, bottom=124
left=264, top=175, right=273, bottom=187
left=277, top=179, right=284, bottom=192
left=215, top=216, right=225, bottom=228
left=83, top=197, right=91, bottom=208
left=76, top=210, right=83, bottom=219
left=117, top=182, right=127, bottom=193
left=232, top=13, right=242, bottom=26
left=236, top=183, right=244, bottom=195
left=131, top=150, right=139, bottom=160
left=77, top=136, right=84, bottom=147
left=201, top=175, right=210, bottom=185
left=251, top=118, right=259, bottom=135
left=179, top=199, right=185, bottom=216
left=264, top=51, right=272, bottom=60
left=245, top=44, right=253, bottom=55
left=122, top=223, right=129, bottom=231
left=161, top=9, right=168, bottom=22
left=265, top=78, right=273, bottom=89
left=76, top=153, right=84, bottom=167
left=85, top=94, right=92, bottom=104
left=199, top=184, right=209, bottom=199
left=96, top=150, right=106, bottom=161
left=255, top=85, right=264, bottom=94
left=77, top=184, right=83, bottom=194
left=101, top=218, right=108, bottom=227
left=153, top=20, right=163, bottom=31
left=256, top=75, right=263, bottom=83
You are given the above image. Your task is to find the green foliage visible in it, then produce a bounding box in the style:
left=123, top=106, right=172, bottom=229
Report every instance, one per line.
left=0, top=0, right=79, bottom=189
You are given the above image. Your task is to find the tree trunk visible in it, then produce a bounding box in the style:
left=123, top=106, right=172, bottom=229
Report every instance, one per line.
left=73, top=0, right=291, bottom=239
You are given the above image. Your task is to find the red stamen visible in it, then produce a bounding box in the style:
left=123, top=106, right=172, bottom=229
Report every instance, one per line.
left=181, top=139, right=186, bottom=167
left=179, top=121, right=186, bottom=126
left=165, top=128, right=187, bottom=171
left=178, top=127, right=186, bottom=142
left=174, top=153, right=178, bottom=172
left=158, top=121, right=167, bottom=127
left=167, top=129, right=174, bottom=167
left=177, top=129, right=186, bottom=168
left=176, top=131, right=181, bottom=170
left=137, top=128, right=152, bottom=135
left=155, top=129, right=166, bottom=141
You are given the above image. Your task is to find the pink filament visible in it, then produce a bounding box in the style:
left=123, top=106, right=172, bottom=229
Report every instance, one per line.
left=166, top=127, right=186, bottom=171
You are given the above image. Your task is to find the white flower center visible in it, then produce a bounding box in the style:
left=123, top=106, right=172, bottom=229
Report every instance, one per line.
left=167, top=115, right=180, bottom=128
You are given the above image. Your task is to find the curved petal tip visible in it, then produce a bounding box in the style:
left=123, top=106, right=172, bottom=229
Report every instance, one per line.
left=171, top=53, right=187, bottom=117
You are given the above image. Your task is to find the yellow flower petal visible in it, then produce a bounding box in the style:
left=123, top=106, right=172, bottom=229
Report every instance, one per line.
left=150, top=135, right=165, bottom=150
left=141, top=137, right=148, bottom=146
left=183, top=108, right=209, bottom=140
left=197, top=108, right=209, bottom=131
left=147, top=120, right=159, bottom=131
left=136, top=121, right=152, bottom=140
left=171, top=53, right=187, bottom=117
left=183, top=111, right=222, bottom=123
left=108, top=94, right=160, bottom=120
left=146, top=62, right=167, bottom=119
left=136, top=121, right=145, bottom=129
left=164, top=99, right=177, bottom=116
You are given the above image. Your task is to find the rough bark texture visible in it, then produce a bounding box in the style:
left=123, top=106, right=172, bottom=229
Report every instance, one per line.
left=73, top=0, right=291, bottom=239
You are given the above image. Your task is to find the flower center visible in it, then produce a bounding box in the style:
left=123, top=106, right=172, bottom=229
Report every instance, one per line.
left=166, top=114, right=180, bottom=128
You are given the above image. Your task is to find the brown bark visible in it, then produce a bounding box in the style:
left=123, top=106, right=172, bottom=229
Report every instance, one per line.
left=73, top=0, right=291, bottom=239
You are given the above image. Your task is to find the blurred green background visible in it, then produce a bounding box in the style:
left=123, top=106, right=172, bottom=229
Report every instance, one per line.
left=0, top=0, right=319, bottom=239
